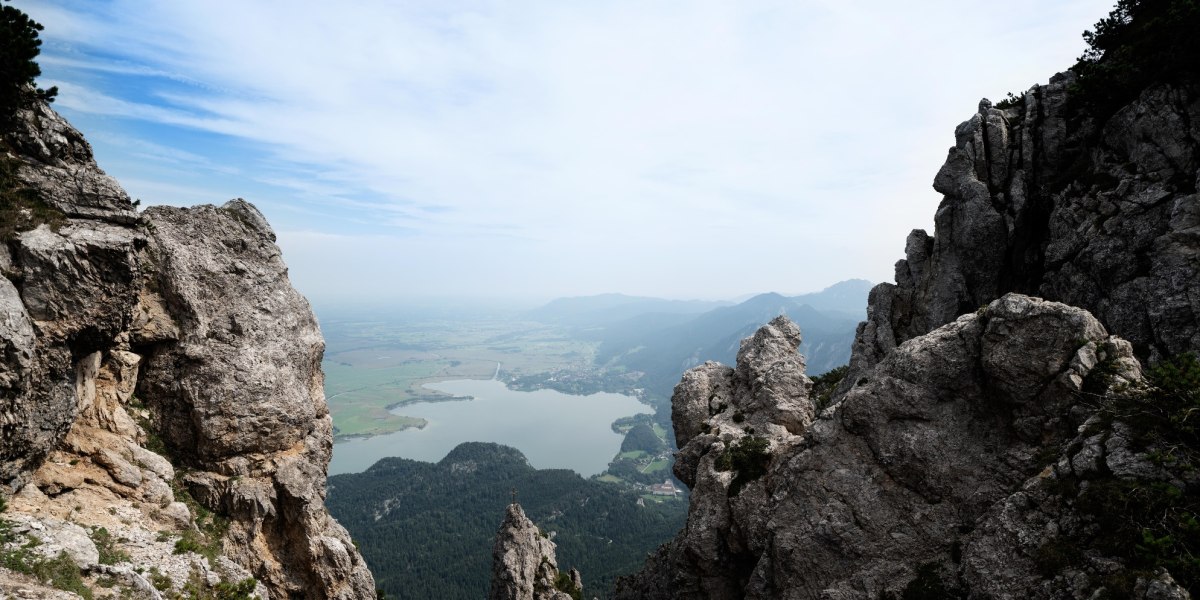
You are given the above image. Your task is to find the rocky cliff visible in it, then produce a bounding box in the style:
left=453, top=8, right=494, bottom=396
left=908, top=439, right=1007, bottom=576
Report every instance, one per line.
left=490, top=503, right=582, bottom=600
left=0, top=100, right=375, bottom=598
left=847, top=70, right=1199, bottom=384
left=614, top=48, right=1200, bottom=600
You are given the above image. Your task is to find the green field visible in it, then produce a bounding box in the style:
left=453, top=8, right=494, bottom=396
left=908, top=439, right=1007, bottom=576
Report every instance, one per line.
left=651, top=422, right=669, bottom=440
left=640, top=458, right=669, bottom=473
left=320, top=314, right=598, bottom=439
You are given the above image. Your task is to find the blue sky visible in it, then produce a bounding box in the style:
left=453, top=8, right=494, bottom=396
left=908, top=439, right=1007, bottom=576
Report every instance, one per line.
left=21, top=0, right=1115, bottom=306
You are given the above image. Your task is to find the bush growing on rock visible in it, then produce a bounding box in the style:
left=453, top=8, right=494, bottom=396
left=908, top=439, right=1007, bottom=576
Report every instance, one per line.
left=714, top=435, right=770, bottom=497
left=1073, top=0, right=1200, bottom=116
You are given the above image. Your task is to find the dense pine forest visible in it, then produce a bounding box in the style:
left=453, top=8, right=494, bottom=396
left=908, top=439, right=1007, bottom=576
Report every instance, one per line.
left=326, top=443, right=686, bottom=599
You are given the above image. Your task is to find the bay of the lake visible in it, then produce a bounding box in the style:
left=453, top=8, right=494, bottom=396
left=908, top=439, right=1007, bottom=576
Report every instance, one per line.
left=327, top=378, right=651, bottom=476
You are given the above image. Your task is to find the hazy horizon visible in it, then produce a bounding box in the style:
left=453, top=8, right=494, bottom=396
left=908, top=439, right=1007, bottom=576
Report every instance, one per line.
left=21, top=0, right=1116, bottom=305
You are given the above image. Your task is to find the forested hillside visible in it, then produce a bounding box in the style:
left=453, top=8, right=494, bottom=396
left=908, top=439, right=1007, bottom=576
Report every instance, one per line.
left=326, top=443, right=685, bottom=599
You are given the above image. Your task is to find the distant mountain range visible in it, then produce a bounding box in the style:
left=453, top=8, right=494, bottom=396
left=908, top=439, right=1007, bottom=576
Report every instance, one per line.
left=525, top=293, right=731, bottom=327
left=530, top=280, right=872, bottom=399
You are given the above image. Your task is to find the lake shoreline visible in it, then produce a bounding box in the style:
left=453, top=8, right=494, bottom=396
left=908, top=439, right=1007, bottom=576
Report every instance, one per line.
left=328, top=378, right=651, bottom=476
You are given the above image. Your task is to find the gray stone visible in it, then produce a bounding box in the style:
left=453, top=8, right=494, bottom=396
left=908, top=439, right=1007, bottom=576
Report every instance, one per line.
left=0, top=99, right=376, bottom=599
left=846, top=74, right=1200, bottom=386
left=6, top=102, right=137, bottom=224
left=490, top=503, right=580, bottom=600
left=616, top=295, right=1145, bottom=599
left=621, top=70, right=1200, bottom=599
left=0, top=271, right=40, bottom=485
left=9, top=515, right=100, bottom=568
left=132, top=199, right=375, bottom=599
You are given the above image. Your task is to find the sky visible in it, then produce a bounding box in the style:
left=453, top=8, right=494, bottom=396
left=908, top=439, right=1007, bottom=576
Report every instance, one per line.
left=20, top=0, right=1116, bottom=307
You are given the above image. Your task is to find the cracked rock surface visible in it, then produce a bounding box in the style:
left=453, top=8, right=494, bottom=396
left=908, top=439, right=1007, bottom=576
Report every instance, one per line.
left=490, top=503, right=582, bottom=600
left=617, top=295, right=1159, bottom=599
left=846, top=74, right=1200, bottom=389
left=1, top=100, right=375, bottom=599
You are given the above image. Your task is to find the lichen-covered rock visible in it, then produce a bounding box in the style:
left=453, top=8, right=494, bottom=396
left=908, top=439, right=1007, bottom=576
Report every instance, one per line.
left=0, top=270, right=44, bottom=483
left=0, top=217, right=142, bottom=486
left=139, top=200, right=326, bottom=461
left=490, top=503, right=581, bottom=600
left=6, top=514, right=100, bottom=568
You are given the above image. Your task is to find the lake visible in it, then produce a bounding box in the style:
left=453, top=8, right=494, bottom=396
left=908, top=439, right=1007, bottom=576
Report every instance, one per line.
left=328, top=378, right=651, bottom=476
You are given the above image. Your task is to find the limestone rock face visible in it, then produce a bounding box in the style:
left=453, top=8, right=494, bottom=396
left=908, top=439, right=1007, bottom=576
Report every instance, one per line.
left=136, top=200, right=375, bottom=599
left=0, top=100, right=375, bottom=599
left=140, top=200, right=326, bottom=460
left=619, top=315, right=815, bottom=599
left=6, top=101, right=137, bottom=224
left=618, top=295, right=1153, bottom=599
left=490, top=503, right=581, bottom=600
left=847, top=74, right=1200, bottom=388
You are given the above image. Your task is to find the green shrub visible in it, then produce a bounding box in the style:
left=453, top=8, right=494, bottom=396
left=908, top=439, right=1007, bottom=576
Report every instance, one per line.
left=553, top=570, right=582, bottom=600
left=90, top=526, right=131, bottom=565
left=1106, top=352, right=1200, bottom=451
left=32, top=552, right=91, bottom=599
left=1, top=544, right=92, bottom=599
left=176, top=567, right=258, bottom=600
left=810, top=365, right=849, bottom=412
left=713, top=435, right=771, bottom=497
left=1041, top=353, right=1200, bottom=594
left=173, top=531, right=204, bottom=556
left=169, top=476, right=230, bottom=565
left=994, top=91, right=1026, bottom=110
left=1072, top=0, right=1200, bottom=118
left=149, top=566, right=173, bottom=592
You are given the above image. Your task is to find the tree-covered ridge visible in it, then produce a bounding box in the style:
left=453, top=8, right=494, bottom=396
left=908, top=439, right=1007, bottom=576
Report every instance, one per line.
left=620, top=423, right=665, bottom=454
left=1, top=0, right=56, bottom=131
left=326, top=443, right=685, bottom=600
left=1073, top=0, right=1200, bottom=116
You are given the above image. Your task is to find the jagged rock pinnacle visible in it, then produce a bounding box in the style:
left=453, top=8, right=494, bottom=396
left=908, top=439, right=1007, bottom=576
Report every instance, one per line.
left=490, top=503, right=581, bottom=600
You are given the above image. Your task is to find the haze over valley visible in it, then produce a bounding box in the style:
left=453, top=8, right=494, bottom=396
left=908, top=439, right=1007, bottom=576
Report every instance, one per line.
left=6, top=1, right=1195, bottom=600
left=311, top=279, right=869, bottom=598
left=317, top=279, right=870, bottom=476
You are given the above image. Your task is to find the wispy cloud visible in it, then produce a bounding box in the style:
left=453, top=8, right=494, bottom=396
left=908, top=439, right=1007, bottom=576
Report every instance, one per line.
left=23, top=0, right=1116, bottom=302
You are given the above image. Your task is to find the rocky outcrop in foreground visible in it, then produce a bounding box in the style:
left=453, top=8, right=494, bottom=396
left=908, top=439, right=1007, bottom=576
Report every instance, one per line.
left=618, top=295, right=1188, bottom=599
left=490, top=503, right=582, bottom=600
left=0, top=101, right=375, bottom=598
left=848, top=72, right=1200, bottom=387
left=617, top=70, right=1200, bottom=599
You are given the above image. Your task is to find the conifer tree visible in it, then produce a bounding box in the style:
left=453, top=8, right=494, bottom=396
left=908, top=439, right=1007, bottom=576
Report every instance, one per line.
left=1, top=0, right=57, bottom=129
